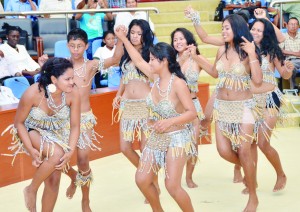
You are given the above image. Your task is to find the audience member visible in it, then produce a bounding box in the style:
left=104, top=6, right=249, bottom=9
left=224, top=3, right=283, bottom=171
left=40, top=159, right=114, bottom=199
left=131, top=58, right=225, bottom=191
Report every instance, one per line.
left=114, top=0, right=155, bottom=32
left=276, top=3, right=300, bottom=27
left=0, top=55, right=14, bottom=84
left=93, top=30, right=116, bottom=87
left=108, top=0, right=125, bottom=8
left=0, top=23, right=42, bottom=84
left=5, top=0, right=38, bottom=19
left=39, top=0, right=73, bottom=18
left=280, top=17, right=300, bottom=89
left=75, top=0, right=113, bottom=60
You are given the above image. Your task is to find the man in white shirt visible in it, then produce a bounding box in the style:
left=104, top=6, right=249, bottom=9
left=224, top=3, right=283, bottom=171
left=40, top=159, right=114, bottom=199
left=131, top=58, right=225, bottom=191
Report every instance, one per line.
left=114, top=0, right=155, bottom=32
left=39, top=0, right=73, bottom=18
left=0, top=56, right=15, bottom=83
left=0, top=85, right=19, bottom=105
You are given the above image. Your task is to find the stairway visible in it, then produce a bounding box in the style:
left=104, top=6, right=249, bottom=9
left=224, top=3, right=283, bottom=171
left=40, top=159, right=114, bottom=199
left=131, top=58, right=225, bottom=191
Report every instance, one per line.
left=138, top=0, right=221, bottom=86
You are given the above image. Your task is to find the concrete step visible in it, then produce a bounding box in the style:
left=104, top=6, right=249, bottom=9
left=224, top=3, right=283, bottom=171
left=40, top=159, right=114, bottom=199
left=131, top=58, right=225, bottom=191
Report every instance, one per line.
left=155, top=22, right=222, bottom=37
left=150, top=11, right=210, bottom=24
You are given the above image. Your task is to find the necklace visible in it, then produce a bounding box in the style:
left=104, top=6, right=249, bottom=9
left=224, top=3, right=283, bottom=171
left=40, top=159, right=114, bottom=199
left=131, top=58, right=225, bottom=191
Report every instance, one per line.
left=156, top=74, right=174, bottom=98
left=46, top=88, right=66, bottom=113
left=73, top=59, right=88, bottom=78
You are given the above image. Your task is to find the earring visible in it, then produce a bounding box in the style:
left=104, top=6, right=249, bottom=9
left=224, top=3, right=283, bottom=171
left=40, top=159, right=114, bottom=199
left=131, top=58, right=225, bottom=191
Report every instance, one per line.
left=47, top=84, right=57, bottom=93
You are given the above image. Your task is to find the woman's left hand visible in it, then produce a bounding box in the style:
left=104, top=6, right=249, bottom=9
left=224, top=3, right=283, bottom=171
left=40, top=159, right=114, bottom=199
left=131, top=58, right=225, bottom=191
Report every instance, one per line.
left=55, top=151, right=72, bottom=171
left=153, top=119, right=173, bottom=133
left=114, top=25, right=128, bottom=42
left=240, top=36, right=256, bottom=55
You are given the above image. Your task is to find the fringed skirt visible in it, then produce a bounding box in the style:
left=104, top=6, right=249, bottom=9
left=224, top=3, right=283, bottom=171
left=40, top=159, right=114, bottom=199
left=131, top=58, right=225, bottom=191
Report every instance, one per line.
left=213, top=98, right=259, bottom=150
left=1, top=124, right=71, bottom=165
left=139, top=128, right=196, bottom=176
left=192, top=97, right=205, bottom=121
left=113, top=98, right=149, bottom=142
left=78, top=110, right=102, bottom=151
left=253, top=87, right=287, bottom=142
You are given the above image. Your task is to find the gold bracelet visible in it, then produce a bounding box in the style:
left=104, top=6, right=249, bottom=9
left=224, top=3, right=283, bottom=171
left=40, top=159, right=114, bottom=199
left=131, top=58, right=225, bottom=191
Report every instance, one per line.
left=249, top=59, right=259, bottom=64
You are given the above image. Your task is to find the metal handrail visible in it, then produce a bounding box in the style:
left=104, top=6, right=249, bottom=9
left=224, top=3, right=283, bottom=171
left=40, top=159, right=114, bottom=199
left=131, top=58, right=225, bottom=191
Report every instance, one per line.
left=0, top=7, right=159, bottom=33
left=270, top=0, right=300, bottom=29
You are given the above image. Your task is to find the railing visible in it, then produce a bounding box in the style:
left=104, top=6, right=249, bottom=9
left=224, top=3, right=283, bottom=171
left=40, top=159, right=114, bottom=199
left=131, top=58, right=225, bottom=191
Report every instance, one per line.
left=0, top=7, right=159, bottom=33
left=270, top=0, right=300, bottom=29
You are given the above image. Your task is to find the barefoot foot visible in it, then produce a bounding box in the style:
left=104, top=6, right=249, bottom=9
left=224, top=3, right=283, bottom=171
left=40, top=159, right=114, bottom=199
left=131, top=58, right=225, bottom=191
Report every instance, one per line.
left=233, top=166, right=243, bottom=183
left=241, top=184, right=258, bottom=195
left=82, top=200, right=92, bottom=212
left=273, top=174, right=287, bottom=192
left=66, top=181, right=77, bottom=199
left=186, top=178, right=198, bottom=188
left=243, top=195, right=258, bottom=212
left=23, top=186, right=37, bottom=212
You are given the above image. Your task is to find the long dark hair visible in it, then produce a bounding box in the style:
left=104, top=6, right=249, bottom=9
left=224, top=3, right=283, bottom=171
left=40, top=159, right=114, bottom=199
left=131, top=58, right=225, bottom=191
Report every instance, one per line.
left=119, top=19, right=154, bottom=76
left=38, top=57, right=73, bottom=98
left=253, top=18, right=285, bottom=65
left=223, top=14, right=260, bottom=62
left=150, top=42, right=186, bottom=80
left=170, top=28, right=200, bottom=55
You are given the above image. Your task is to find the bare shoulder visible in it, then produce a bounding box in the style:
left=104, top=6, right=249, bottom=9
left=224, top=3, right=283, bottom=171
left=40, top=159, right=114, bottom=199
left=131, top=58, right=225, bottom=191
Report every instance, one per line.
left=173, top=76, right=188, bottom=89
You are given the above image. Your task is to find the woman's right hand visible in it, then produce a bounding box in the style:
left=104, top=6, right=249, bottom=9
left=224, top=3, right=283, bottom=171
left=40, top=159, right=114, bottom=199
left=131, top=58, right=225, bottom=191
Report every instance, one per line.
left=114, top=25, right=128, bottom=42
left=112, top=96, right=121, bottom=109
left=29, top=148, right=43, bottom=167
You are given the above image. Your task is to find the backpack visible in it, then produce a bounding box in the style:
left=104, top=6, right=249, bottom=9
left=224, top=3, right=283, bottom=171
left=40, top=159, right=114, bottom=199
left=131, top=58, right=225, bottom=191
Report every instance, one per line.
left=214, top=1, right=226, bottom=21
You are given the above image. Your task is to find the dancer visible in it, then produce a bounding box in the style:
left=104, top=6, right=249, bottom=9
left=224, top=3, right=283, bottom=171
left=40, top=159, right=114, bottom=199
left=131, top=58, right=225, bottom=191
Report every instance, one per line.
left=170, top=27, right=214, bottom=188
left=2, top=58, right=81, bottom=212
left=116, top=24, right=197, bottom=210
left=187, top=11, right=263, bottom=211
left=186, top=7, right=292, bottom=192
left=62, top=28, right=123, bottom=212
left=112, top=19, right=160, bottom=200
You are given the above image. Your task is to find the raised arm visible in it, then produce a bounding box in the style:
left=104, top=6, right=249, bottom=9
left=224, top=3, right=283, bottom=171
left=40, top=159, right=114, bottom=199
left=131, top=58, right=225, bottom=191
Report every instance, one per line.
left=254, top=8, right=285, bottom=43
left=114, top=25, right=154, bottom=79
left=184, top=6, right=224, bottom=46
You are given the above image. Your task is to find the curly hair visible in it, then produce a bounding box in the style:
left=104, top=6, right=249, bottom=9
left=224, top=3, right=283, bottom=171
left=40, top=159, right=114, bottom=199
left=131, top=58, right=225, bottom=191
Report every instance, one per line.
left=38, top=57, right=73, bottom=98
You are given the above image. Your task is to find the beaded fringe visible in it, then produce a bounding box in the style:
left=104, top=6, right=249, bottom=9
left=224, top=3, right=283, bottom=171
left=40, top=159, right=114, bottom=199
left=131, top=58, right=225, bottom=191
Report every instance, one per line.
left=1, top=125, right=70, bottom=165
left=75, top=170, right=93, bottom=187
left=78, top=111, right=102, bottom=151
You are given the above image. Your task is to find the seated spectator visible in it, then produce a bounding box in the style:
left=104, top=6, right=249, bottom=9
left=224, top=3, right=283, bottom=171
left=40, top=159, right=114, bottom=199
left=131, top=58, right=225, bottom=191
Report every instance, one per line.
left=39, top=0, right=73, bottom=18
left=5, top=0, right=38, bottom=19
left=280, top=17, right=300, bottom=89
left=75, top=0, right=113, bottom=60
left=0, top=85, right=19, bottom=105
left=108, top=0, right=125, bottom=8
left=114, top=0, right=155, bottom=32
left=0, top=23, right=42, bottom=84
left=0, top=55, right=14, bottom=84
left=275, top=3, right=300, bottom=27
left=93, top=30, right=116, bottom=87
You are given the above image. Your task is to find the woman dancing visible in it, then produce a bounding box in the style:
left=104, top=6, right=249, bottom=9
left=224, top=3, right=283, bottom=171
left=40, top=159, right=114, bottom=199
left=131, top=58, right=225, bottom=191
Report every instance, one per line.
left=116, top=23, right=197, bottom=211
left=170, top=27, right=214, bottom=188
left=3, top=58, right=80, bottom=211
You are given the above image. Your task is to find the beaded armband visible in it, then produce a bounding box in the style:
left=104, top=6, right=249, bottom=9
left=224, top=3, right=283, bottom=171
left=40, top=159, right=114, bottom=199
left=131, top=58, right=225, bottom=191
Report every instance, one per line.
left=185, top=8, right=201, bottom=26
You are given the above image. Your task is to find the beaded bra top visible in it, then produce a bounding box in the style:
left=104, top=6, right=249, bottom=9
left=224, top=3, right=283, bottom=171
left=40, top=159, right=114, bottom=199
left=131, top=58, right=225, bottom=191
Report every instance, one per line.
left=121, top=61, right=148, bottom=84
left=215, top=59, right=251, bottom=91
left=146, top=74, right=180, bottom=121
left=261, top=56, right=277, bottom=86
left=184, top=58, right=199, bottom=93
left=25, top=105, right=70, bottom=131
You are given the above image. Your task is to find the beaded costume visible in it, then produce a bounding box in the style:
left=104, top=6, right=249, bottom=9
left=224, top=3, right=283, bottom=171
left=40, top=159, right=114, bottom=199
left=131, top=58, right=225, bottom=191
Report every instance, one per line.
left=253, top=56, right=287, bottom=142
left=113, top=62, right=150, bottom=142
left=184, top=58, right=205, bottom=120
left=2, top=103, right=71, bottom=165
left=139, top=74, right=196, bottom=175
left=213, top=59, right=259, bottom=150
left=78, top=110, right=101, bottom=151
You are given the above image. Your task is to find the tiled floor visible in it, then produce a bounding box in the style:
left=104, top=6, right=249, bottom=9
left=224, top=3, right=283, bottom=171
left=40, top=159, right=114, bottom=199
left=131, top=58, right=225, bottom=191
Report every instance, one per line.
left=0, top=127, right=299, bottom=212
